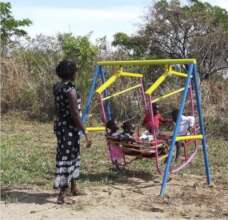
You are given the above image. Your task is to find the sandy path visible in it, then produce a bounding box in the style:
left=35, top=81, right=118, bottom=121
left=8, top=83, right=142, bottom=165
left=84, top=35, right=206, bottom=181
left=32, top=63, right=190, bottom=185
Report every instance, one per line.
left=1, top=175, right=228, bottom=220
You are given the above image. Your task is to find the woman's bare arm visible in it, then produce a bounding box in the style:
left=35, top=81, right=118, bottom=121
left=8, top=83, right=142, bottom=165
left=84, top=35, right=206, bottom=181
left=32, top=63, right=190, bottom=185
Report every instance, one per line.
left=67, top=89, right=85, bottom=133
left=67, top=89, right=91, bottom=147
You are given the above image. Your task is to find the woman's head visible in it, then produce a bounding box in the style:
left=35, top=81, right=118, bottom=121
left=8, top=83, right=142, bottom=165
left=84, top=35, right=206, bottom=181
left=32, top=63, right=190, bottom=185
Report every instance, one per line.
left=56, top=60, right=77, bottom=81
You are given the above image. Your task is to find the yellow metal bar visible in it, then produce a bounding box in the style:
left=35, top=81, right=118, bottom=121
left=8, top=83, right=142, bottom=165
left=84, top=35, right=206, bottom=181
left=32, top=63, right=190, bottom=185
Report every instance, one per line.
left=86, top=127, right=106, bottom=132
left=96, top=75, right=118, bottom=94
left=120, top=71, right=143, bottom=78
left=176, top=135, right=203, bottom=141
left=97, top=59, right=196, bottom=66
left=170, top=71, right=187, bottom=78
left=102, top=84, right=141, bottom=101
left=146, top=70, right=170, bottom=95
left=159, top=154, right=168, bottom=161
left=151, top=88, right=185, bottom=103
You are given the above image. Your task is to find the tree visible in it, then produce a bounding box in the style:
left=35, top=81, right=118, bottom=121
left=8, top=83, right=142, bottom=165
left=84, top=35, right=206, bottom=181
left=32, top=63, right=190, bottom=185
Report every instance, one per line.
left=0, top=2, right=32, bottom=56
left=139, top=0, right=228, bottom=78
left=112, top=32, right=146, bottom=58
left=112, top=0, right=228, bottom=79
left=58, top=33, right=98, bottom=97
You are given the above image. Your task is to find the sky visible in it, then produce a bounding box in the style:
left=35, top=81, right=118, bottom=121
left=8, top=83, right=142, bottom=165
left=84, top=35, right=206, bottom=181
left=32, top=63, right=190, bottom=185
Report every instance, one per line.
left=3, top=0, right=228, bottom=42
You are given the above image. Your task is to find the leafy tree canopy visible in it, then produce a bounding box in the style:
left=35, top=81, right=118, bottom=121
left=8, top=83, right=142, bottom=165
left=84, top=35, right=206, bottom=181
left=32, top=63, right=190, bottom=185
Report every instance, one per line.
left=112, top=0, right=228, bottom=79
left=0, top=2, right=32, bottom=55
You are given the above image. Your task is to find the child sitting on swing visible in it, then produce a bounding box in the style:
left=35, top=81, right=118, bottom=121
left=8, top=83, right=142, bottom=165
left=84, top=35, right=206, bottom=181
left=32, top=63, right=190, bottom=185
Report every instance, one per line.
left=143, top=104, right=163, bottom=133
left=105, top=120, right=135, bottom=142
left=119, top=121, right=135, bottom=142
left=105, top=119, right=120, bottom=139
left=171, top=108, right=195, bottom=161
left=141, top=104, right=171, bottom=141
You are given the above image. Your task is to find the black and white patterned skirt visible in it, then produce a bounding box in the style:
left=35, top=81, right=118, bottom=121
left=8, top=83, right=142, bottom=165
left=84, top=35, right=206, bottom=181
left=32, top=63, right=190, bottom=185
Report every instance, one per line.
left=54, top=120, right=80, bottom=189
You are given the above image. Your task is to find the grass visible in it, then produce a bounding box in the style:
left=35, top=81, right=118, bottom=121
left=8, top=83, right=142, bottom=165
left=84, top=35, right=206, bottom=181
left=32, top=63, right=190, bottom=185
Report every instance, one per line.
left=1, top=114, right=228, bottom=189
left=1, top=116, right=55, bottom=187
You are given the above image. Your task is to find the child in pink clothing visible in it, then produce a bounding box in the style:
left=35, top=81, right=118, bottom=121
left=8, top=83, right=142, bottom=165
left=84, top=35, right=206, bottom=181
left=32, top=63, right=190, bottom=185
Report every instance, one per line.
left=142, top=104, right=170, bottom=136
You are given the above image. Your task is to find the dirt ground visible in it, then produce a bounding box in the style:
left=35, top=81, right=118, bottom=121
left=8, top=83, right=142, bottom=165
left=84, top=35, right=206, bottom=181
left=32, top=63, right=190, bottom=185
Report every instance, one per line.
left=1, top=174, right=228, bottom=220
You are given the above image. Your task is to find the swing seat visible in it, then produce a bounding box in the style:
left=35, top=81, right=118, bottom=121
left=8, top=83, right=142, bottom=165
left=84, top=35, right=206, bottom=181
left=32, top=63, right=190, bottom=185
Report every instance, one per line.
left=107, top=137, right=167, bottom=158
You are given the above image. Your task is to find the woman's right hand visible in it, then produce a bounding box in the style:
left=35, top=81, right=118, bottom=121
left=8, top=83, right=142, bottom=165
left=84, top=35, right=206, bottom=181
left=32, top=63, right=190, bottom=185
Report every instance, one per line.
left=84, top=133, right=92, bottom=148
left=85, top=139, right=92, bottom=148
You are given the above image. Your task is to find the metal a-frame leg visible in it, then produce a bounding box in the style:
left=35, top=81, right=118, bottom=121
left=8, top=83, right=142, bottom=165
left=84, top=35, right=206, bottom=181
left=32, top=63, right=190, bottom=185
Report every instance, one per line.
left=99, top=66, right=112, bottom=120
left=192, top=64, right=211, bottom=185
left=160, top=64, right=194, bottom=197
left=82, top=65, right=100, bottom=124
left=82, top=65, right=112, bottom=124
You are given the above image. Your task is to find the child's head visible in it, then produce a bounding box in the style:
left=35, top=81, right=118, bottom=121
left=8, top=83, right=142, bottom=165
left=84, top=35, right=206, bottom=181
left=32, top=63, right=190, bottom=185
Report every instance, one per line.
left=144, top=104, right=159, bottom=116
left=152, top=104, right=159, bottom=114
left=171, top=108, right=179, bottom=122
left=121, top=121, right=135, bottom=135
left=56, top=60, right=77, bottom=81
left=106, top=120, right=119, bottom=134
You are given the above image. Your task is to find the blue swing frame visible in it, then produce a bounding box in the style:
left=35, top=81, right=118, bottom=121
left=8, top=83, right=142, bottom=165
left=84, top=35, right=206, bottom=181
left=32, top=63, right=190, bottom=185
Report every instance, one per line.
left=82, top=61, right=212, bottom=197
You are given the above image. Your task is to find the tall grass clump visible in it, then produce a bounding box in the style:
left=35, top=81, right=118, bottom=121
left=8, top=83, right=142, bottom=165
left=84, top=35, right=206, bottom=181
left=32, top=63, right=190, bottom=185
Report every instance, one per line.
left=1, top=34, right=98, bottom=120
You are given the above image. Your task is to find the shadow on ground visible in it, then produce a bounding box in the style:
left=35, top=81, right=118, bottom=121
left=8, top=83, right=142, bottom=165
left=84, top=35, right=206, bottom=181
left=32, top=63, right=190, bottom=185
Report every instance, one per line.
left=80, top=168, right=160, bottom=186
left=1, top=188, right=58, bottom=205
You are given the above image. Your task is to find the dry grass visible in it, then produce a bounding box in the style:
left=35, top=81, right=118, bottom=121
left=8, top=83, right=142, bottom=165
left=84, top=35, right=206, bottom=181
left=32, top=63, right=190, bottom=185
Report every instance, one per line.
left=0, top=57, right=57, bottom=120
left=1, top=58, right=28, bottom=111
left=1, top=57, right=228, bottom=126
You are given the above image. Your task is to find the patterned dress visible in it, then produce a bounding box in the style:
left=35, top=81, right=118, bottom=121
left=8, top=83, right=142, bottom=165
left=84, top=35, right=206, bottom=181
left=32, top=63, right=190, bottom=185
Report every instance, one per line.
left=53, top=81, right=82, bottom=189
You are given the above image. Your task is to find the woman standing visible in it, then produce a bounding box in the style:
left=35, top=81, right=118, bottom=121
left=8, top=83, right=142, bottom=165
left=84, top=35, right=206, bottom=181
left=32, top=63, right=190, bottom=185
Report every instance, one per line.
left=53, top=60, right=91, bottom=204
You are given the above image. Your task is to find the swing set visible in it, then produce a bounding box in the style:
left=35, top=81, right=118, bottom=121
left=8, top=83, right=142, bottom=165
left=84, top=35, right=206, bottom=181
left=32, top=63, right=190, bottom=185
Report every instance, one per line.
left=82, top=59, right=211, bottom=196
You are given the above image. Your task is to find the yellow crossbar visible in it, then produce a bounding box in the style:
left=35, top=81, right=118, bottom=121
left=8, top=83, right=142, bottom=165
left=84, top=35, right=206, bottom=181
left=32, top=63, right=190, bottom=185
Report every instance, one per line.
left=96, top=69, right=143, bottom=94
left=151, top=88, right=185, bottom=103
left=97, top=59, right=196, bottom=66
left=159, top=154, right=168, bottom=161
left=96, top=75, right=118, bottom=94
left=86, top=127, right=106, bottom=132
left=170, top=71, right=187, bottom=78
left=176, top=135, right=203, bottom=141
left=102, top=84, right=141, bottom=101
left=120, top=71, right=143, bottom=78
left=146, top=70, right=170, bottom=95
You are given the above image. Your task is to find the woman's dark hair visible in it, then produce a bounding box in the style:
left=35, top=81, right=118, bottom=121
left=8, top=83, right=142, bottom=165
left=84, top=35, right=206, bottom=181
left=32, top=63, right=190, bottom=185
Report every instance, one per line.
left=56, top=60, right=77, bottom=80
left=172, top=108, right=179, bottom=122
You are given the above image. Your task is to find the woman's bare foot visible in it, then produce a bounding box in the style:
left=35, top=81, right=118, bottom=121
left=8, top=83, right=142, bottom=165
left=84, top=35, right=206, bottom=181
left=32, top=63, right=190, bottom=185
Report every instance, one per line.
left=71, top=186, right=86, bottom=196
left=71, top=180, right=82, bottom=196
left=57, top=191, right=76, bottom=204
left=71, top=182, right=86, bottom=196
left=57, top=192, right=64, bottom=204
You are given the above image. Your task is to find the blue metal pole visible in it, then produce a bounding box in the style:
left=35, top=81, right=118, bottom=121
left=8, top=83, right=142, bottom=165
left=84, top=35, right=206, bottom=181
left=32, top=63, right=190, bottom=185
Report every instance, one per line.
left=160, top=64, right=194, bottom=197
left=192, top=64, right=211, bottom=185
left=82, top=65, right=100, bottom=124
left=100, top=66, right=112, bottom=120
